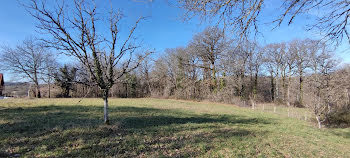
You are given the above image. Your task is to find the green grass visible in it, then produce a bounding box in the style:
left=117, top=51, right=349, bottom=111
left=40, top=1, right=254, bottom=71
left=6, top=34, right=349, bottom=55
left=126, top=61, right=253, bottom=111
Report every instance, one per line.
left=253, top=103, right=314, bottom=121
left=0, top=98, right=349, bottom=157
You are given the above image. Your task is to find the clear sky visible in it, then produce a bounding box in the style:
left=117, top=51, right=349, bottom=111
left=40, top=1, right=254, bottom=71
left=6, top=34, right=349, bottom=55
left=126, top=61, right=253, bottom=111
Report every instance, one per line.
left=0, top=0, right=349, bottom=82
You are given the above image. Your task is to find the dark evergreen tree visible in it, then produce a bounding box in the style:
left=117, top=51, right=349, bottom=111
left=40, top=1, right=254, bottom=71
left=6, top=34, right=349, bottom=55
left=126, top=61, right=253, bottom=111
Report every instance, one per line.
left=55, top=65, right=77, bottom=98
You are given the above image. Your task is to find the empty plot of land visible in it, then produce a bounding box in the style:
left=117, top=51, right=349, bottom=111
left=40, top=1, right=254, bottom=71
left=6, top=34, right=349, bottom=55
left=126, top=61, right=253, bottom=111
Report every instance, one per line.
left=0, top=98, right=349, bottom=157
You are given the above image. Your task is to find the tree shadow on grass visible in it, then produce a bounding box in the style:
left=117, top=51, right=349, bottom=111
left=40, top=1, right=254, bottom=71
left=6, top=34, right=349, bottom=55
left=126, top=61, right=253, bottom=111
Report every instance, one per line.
left=330, top=130, right=350, bottom=139
left=0, top=105, right=272, bottom=157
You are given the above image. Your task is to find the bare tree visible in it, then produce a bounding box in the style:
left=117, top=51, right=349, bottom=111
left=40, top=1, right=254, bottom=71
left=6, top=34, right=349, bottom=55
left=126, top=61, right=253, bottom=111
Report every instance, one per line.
left=308, top=43, right=338, bottom=128
left=137, top=56, right=153, bottom=97
left=246, top=41, right=262, bottom=108
left=190, top=26, right=228, bottom=92
left=289, top=39, right=316, bottom=106
left=264, top=54, right=276, bottom=102
left=184, top=46, right=201, bottom=99
left=279, top=42, right=290, bottom=104
left=264, top=43, right=286, bottom=102
left=25, top=0, right=150, bottom=124
left=222, top=41, right=251, bottom=99
left=151, top=57, right=170, bottom=97
left=237, top=40, right=257, bottom=99
left=276, top=0, right=350, bottom=44
left=176, top=0, right=264, bottom=39
left=176, top=0, right=350, bottom=44
left=0, top=37, right=52, bottom=98
left=41, top=54, right=58, bottom=98
left=285, top=42, right=297, bottom=106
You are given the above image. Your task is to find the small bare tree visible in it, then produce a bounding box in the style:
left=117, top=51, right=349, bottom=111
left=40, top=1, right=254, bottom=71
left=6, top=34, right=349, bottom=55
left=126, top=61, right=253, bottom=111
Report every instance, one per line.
left=26, top=0, right=150, bottom=124
left=41, top=54, right=58, bottom=98
left=308, top=43, right=338, bottom=128
left=0, top=37, right=52, bottom=98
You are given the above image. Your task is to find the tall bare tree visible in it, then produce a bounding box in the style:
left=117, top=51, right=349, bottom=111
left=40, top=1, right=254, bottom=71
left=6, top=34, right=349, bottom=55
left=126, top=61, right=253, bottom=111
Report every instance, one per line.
left=264, top=43, right=286, bottom=102
left=289, top=39, right=316, bottom=106
left=284, top=43, right=297, bottom=106
left=26, top=0, right=150, bottom=124
left=137, top=57, right=153, bottom=97
left=246, top=41, right=262, bottom=108
left=0, top=37, right=52, bottom=98
left=190, top=26, right=228, bottom=92
left=308, top=43, right=338, bottom=128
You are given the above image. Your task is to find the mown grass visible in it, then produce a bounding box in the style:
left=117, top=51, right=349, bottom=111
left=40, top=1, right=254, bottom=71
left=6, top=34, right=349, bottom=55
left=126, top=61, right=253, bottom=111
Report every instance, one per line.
left=0, top=98, right=349, bottom=157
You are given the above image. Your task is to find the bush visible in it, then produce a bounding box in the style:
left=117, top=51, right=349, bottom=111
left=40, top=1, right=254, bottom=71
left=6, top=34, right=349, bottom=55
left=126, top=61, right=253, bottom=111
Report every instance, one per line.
left=328, top=109, right=350, bottom=128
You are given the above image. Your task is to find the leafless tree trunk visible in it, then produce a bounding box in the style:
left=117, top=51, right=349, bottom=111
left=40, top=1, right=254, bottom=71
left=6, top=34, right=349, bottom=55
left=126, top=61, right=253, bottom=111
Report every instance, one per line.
left=298, top=69, right=304, bottom=105
left=270, top=71, right=275, bottom=102
left=103, top=89, right=109, bottom=123
left=28, top=83, right=32, bottom=98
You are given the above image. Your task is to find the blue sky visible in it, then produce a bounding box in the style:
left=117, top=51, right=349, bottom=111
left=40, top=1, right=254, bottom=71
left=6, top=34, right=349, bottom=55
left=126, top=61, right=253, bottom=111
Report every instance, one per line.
left=0, top=0, right=349, bottom=81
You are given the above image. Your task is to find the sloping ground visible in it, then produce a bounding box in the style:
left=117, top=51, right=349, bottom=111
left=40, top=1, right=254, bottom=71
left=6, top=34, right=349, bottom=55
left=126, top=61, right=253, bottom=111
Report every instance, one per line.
left=0, top=98, right=349, bottom=157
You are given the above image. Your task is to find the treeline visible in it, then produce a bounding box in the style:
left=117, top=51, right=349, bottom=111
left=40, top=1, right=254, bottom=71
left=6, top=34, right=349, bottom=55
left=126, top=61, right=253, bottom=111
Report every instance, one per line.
left=54, top=27, right=350, bottom=128
left=2, top=27, right=349, bottom=128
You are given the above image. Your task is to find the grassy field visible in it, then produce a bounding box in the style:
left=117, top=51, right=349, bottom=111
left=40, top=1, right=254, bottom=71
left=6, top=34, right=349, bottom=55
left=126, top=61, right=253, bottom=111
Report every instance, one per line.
left=0, top=98, right=349, bottom=157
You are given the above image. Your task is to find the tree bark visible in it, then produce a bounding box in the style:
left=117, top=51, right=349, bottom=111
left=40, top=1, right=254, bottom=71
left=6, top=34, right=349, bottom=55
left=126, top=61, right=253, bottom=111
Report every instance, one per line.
left=282, top=74, right=286, bottom=102
left=48, top=80, right=51, bottom=98
left=299, top=70, right=304, bottom=106
left=287, top=75, right=291, bottom=106
left=28, top=83, right=32, bottom=98
left=316, top=115, right=322, bottom=129
left=35, top=83, right=41, bottom=98
left=212, top=63, right=216, bottom=91
left=275, top=69, right=279, bottom=100
left=270, top=72, right=275, bottom=102
left=250, top=98, right=255, bottom=110
left=103, top=89, right=110, bottom=125
left=240, top=72, right=245, bottom=98
left=254, top=72, right=258, bottom=99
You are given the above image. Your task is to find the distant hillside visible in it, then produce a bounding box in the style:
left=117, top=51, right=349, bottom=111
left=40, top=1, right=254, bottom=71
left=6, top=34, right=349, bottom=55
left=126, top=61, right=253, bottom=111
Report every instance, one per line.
left=4, top=82, right=29, bottom=86
left=3, top=82, right=60, bottom=98
left=3, top=82, right=30, bottom=97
